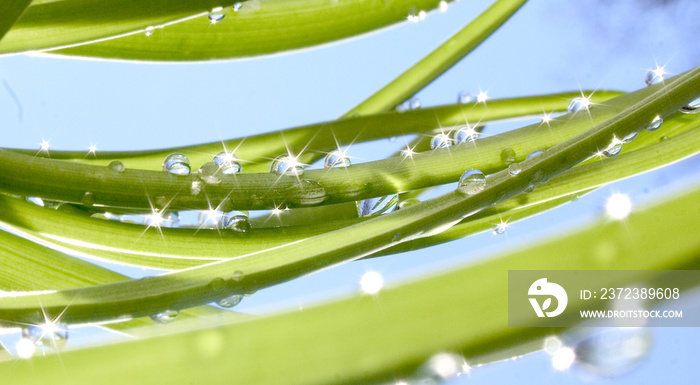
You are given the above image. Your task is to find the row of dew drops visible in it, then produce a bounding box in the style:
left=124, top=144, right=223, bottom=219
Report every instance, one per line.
left=143, top=0, right=452, bottom=37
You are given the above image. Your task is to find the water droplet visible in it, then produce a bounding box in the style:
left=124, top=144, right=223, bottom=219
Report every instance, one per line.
left=208, top=7, right=225, bottom=23
left=454, top=126, right=479, bottom=143
left=360, top=271, right=383, bottom=294
left=530, top=170, right=545, bottom=184
left=217, top=294, right=243, bottom=308
left=23, top=323, right=69, bottom=350
left=644, top=67, right=665, bottom=86
left=150, top=310, right=179, bottom=324
left=198, top=209, right=222, bottom=229
left=457, top=169, right=486, bottom=195
left=212, top=152, right=242, bottom=174
left=163, top=153, right=191, bottom=175
left=407, top=9, right=425, bottom=23
left=198, top=162, right=221, bottom=185
left=438, top=0, right=449, bottom=12
left=324, top=149, right=351, bottom=168
left=107, top=160, right=125, bottom=172
left=222, top=211, right=250, bottom=233
left=507, top=163, right=522, bottom=176
left=646, top=115, right=663, bottom=131
left=163, top=212, right=180, bottom=228
left=568, top=96, right=591, bottom=113
left=430, top=133, right=453, bottom=149
left=231, top=270, right=244, bottom=282
left=457, top=90, right=472, bottom=104
left=27, top=197, right=45, bottom=207
left=398, top=198, right=420, bottom=209
left=357, top=194, right=399, bottom=217
left=524, top=184, right=535, bottom=193
left=660, top=136, right=669, bottom=141
left=400, top=147, right=416, bottom=158
left=574, top=327, right=652, bottom=378
left=144, top=26, right=155, bottom=36
left=191, top=181, right=203, bottom=195
left=80, top=192, right=94, bottom=207
left=526, top=150, right=544, bottom=159
left=500, top=148, right=516, bottom=165
left=602, top=138, right=623, bottom=157
left=271, top=155, right=304, bottom=176
left=416, top=352, right=469, bottom=382
left=493, top=222, right=507, bottom=235
left=680, top=97, right=700, bottom=114
left=15, top=338, right=36, bottom=359
left=232, top=2, right=243, bottom=11
left=208, top=277, right=226, bottom=290
left=622, top=130, right=638, bottom=143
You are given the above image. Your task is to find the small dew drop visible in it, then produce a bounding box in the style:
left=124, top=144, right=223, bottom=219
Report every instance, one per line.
left=163, top=153, right=191, bottom=175
left=606, top=193, right=631, bottom=220
left=217, top=295, right=243, bottom=308
left=198, top=162, right=221, bottom=185
left=418, top=352, right=468, bottom=382
left=208, top=7, right=225, bottom=23
left=398, top=198, right=420, bottom=209
left=644, top=66, right=666, bottom=86
left=500, top=148, right=516, bottom=165
left=232, top=2, right=243, bottom=11
left=526, top=150, right=544, bottom=160
left=231, top=270, right=245, bottom=282
left=324, top=149, right=351, bottom=168
left=574, top=327, right=652, bottom=378
left=552, top=347, right=576, bottom=371
left=107, top=160, right=125, bottom=172
left=80, top=191, right=94, bottom=207
left=646, top=115, right=663, bottom=131
left=198, top=209, right=222, bottom=229
left=507, top=163, right=522, bottom=176
left=680, top=97, right=700, bottom=114
left=622, top=130, right=638, bottom=143
left=190, top=181, right=203, bottom=195
left=493, top=222, right=508, bottom=235
left=457, top=169, right=486, bottom=195
left=26, top=197, right=45, bottom=206
left=222, top=211, right=250, bottom=233
left=454, top=125, right=479, bottom=143
left=430, top=133, right=453, bottom=149
left=23, top=323, right=69, bottom=351
left=457, top=90, right=472, bottom=104
left=16, top=338, right=36, bottom=359
left=271, top=155, right=305, bottom=176
left=357, top=194, right=399, bottom=217
left=438, top=0, right=449, bottom=12
left=144, top=26, right=155, bottom=36
left=568, top=96, right=591, bottom=113
left=602, top=138, right=623, bottom=157
left=150, top=310, right=179, bottom=324
left=213, top=152, right=242, bottom=174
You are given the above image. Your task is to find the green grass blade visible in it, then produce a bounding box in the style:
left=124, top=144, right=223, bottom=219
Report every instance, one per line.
left=344, top=0, right=527, bottom=117
left=0, top=64, right=697, bottom=326
left=0, top=0, right=31, bottom=43
left=7, top=92, right=611, bottom=172
left=3, top=181, right=700, bottom=384
left=0, top=0, right=226, bottom=55
left=30, top=0, right=443, bottom=61
left=0, top=91, right=627, bottom=211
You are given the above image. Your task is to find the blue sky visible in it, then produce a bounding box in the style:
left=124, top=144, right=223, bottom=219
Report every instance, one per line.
left=0, top=0, right=699, bottom=383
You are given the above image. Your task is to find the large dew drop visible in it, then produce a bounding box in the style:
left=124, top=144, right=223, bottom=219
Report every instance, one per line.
left=150, top=310, right=179, bottom=324
left=163, top=153, right=191, bottom=175
left=213, top=152, right=242, bottom=174
left=357, top=194, right=399, bottom=217
left=217, top=295, right=243, bottom=308
left=680, top=97, right=700, bottom=114
left=646, top=115, right=663, bottom=131
left=223, top=211, right=250, bottom=233
left=107, top=160, right=125, bottom=172
left=324, top=150, right=351, bottom=168
left=198, top=162, right=221, bottom=185
left=500, top=148, right=516, bottom=165
left=454, top=126, right=479, bottom=143
left=430, top=134, right=453, bottom=149
left=23, top=323, right=68, bottom=351
left=568, top=96, right=591, bottom=113
left=457, top=169, right=486, bottom=195
left=271, top=155, right=304, bottom=176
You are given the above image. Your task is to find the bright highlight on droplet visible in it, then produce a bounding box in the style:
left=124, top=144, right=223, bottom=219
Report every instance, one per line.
left=540, top=112, right=553, bottom=125
left=39, top=140, right=50, bottom=152
left=16, top=338, right=36, bottom=359
left=88, top=144, right=97, bottom=154
left=476, top=91, right=489, bottom=104
left=146, top=210, right=164, bottom=227
left=271, top=207, right=283, bottom=216
left=438, top=0, right=449, bottom=12
left=606, top=193, right=632, bottom=220
left=552, top=347, right=576, bottom=371
left=360, top=271, right=384, bottom=294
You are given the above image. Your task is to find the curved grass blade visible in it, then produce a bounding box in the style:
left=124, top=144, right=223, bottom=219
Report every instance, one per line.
left=0, top=0, right=31, bottom=43
left=37, top=0, right=442, bottom=61
left=0, top=64, right=697, bottom=326
left=344, top=0, right=527, bottom=117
